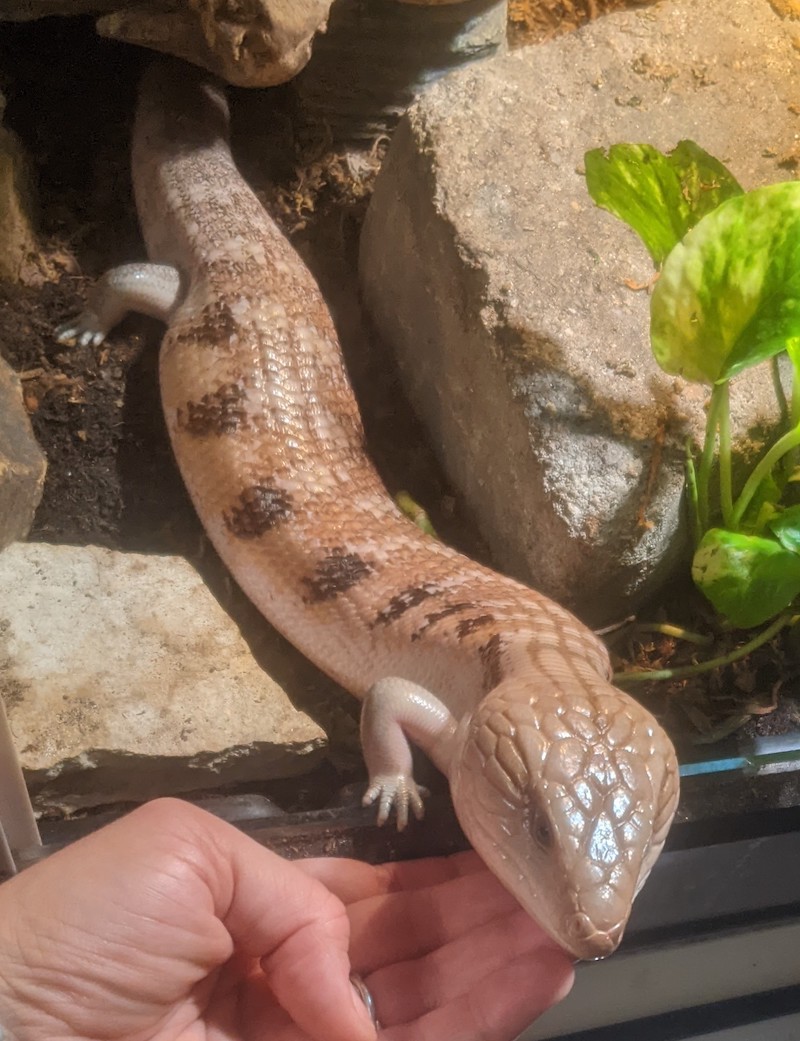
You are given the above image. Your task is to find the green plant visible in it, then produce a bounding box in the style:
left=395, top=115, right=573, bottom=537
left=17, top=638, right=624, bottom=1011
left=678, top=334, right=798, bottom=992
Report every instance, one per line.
left=585, top=142, right=800, bottom=629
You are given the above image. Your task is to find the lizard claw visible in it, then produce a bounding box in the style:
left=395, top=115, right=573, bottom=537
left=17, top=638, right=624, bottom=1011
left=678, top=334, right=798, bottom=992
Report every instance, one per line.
left=362, top=775, right=428, bottom=831
left=55, top=313, right=109, bottom=348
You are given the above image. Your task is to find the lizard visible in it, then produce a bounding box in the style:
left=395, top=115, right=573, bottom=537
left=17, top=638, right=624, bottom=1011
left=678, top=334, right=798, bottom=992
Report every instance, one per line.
left=57, top=60, right=679, bottom=961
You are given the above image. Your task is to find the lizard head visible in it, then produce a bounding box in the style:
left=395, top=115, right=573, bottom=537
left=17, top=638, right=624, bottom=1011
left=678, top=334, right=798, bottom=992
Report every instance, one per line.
left=448, top=654, right=678, bottom=960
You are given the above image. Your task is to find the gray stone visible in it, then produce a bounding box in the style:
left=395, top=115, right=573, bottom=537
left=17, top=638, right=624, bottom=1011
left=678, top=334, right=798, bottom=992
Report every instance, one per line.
left=0, top=543, right=327, bottom=812
left=359, top=0, right=798, bottom=623
left=0, top=1, right=117, bottom=16
left=0, top=357, right=46, bottom=550
left=1, top=1, right=334, bottom=88
left=293, top=0, right=507, bottom=142
left=0, top=105, right=39, bottom=282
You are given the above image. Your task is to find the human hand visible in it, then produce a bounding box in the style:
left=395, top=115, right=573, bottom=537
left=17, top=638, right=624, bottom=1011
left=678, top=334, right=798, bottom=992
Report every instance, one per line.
left=0, top=798, right=573, bottom=1041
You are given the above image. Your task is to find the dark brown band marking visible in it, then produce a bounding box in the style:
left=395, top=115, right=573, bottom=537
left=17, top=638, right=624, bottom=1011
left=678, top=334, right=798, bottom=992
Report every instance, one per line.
left=224, top=482, right=293, bottom=538
left=171, top=299, right=239, bottom=349
left=178, top=382, right=248, bottom=437
left=372, top=583, right=440, bottom=627
left=332, top=406, right=367, bottom=451
left=479, top=633, right=505, bottom=689
left=302, top=548, right=374, bottom=603
left=411, top=601, right=475, bottom=642
left=456, top=614, right=496, bottom=640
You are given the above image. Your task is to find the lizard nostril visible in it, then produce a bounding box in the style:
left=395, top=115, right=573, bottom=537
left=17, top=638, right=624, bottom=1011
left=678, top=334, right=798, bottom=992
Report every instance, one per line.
left=568, top=912, right=594, bottom=940
left=533, top=818, right=553, bottom=850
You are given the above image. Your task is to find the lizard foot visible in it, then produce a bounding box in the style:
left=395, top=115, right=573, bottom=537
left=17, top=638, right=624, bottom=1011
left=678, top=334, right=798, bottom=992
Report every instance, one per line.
left=362, top=775, right=428, bottom=831
left=54, top=312, right=109, bottom=349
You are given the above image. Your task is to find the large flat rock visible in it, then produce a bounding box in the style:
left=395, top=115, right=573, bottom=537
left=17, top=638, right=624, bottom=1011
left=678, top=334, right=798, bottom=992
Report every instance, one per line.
left=360, top=0, right=795, bottom=622
left=0, top=356, right=46, bottom=549
left=0, top=543, right=327, bottom=811
left=0, top=111, right=38, bottom=282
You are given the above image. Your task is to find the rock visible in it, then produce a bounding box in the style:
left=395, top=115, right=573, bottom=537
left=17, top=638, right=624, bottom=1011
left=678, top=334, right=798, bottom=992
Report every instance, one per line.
left=99, top=0, right=334, bottom=87
left=359, top=0, right=798, bottom=623
left=0, top=1, right=117, bottom=16
left=293, top=0, right=507, bottom=142
left=0, top=92, right=39, bottom=282
left=0, top=543, right=327, bottom=812
left=1, top=1, right=334, bottom=88
left=0, top=357, right=46, bottom=550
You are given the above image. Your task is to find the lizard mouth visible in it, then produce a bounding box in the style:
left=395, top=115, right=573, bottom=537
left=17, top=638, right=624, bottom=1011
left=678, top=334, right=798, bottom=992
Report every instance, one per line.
left=563, top=913, right=625, bottom=960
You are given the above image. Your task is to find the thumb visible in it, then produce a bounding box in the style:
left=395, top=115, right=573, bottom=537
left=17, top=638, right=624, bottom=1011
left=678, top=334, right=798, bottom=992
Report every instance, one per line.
left=258, top=913, right=377, bottom=1041
left=178, top=802, right=377, bottom=1041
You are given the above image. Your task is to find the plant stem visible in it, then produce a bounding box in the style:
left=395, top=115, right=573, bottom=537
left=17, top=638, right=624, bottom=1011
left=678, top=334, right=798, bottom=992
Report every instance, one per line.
left=730, top=424, right=800, bottom=530
left=772, top=356, right=793, bottom=483
left=613, top=612, right=796, bottom=684
left=717, top=381, right=733, bottom=527
left=685, top=439, right=702, bottom=548
left=696, top=383, right=725, bottom=532
left=787, top=361, right=800, bottom=478
left=633, top=622, right=715, bottom=647
left=772, top=355, right=790, bottom=430
left=395, top=490, right=438, bottom=539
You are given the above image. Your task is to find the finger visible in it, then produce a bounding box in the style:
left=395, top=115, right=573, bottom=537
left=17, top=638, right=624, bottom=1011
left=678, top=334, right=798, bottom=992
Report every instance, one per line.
left=346, top=868, right=524, bottom=972
left=137, top=800, right=377, bottom=1041
left=372, top=850, right=488, bottom=890
left=212, top=954, right=316, bottom=1041
left=380, top=946, right=574, bottom=1041
left=365, top=907, right=569, bottom=1028
left=298, top=850, right=485, bottom=905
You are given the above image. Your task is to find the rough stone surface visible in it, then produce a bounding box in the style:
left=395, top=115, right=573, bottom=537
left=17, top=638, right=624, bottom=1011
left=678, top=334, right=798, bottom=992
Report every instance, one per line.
left=360, top=0, right=799, bottom=623
left=0, top=95, right=39, bottom=282
left=294, top=0, right=507, bottom=142
left=0, top=543, right=326, bottom=811
left=1, top=1, right=334, bottom=88
left=0, top=357, right=46, bottom=550
left=0, top=1, right=117, bottom=16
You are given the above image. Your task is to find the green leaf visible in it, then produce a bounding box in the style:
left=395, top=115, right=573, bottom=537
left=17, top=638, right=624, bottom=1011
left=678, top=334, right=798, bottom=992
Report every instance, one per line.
left=666, top=141, right=743, bottom=225
left=692, top=527, right=800, bottom=627
left=768, top=503, right=800, bottom=553
left=651, top=182, right=800, bottom=384
left=584, top=141, right=742, bottom=266
left=739, top=474, right=782, bottom=534
left=748, top=500, right=780, bottom=538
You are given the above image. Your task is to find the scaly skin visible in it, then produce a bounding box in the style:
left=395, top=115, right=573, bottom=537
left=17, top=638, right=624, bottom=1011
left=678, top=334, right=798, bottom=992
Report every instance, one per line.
left=57, top=61, right=679, bottom=961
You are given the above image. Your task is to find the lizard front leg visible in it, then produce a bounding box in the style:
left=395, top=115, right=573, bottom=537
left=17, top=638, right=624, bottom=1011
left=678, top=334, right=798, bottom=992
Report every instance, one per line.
left=56, top=263, right=182, bottom=347
left=360, top=677, right=459, bottom=830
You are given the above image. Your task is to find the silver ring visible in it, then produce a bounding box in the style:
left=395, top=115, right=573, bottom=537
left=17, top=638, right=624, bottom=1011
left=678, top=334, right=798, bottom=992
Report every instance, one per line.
left=350, top=972, right=381, bottom=1029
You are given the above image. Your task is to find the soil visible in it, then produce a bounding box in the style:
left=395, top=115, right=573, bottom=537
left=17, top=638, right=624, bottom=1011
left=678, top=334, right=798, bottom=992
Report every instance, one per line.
left=508, top=0, right=656, bottom=45
left=2, top=7, right=800, bottom=831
